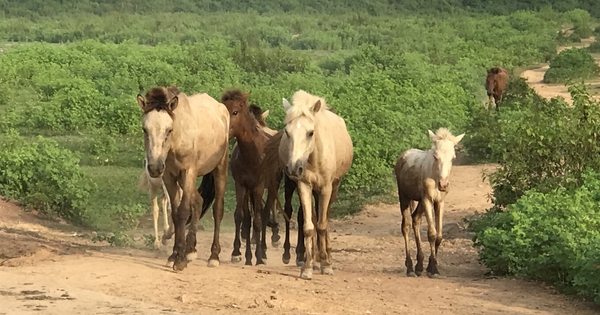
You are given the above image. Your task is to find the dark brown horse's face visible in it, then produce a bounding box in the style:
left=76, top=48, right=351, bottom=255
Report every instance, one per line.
left=223, top=98, right=248, bottom=140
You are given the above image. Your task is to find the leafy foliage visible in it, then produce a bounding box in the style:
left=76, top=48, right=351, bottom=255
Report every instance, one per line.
left=0, top=130, right=95, bottom=220
left=469, top=171, right=600, bottom=304
left=543, top=48, right=600, bottom=83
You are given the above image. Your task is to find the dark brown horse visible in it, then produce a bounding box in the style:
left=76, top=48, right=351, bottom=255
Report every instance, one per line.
left=485, top=67, right=509, bottom=110
left=222, top=89, right=274, bottom=265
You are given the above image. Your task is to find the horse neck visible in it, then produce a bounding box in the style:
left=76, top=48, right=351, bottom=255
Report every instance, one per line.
left=170, top=97, right=193, bottom=151
left=234, top=114, right=266, bottom=160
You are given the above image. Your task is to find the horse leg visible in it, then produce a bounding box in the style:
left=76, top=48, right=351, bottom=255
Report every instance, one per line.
left=434, top=200, right=445, bottom=258
left=150, top=186, right=161, bottom=250
left=321, top=179, right=341, bottom=274
left=162, top=186, right=180, bottom=245
left=297, top=181, right=315, bottom=280
left=269, top=198, right=281, bottom=248
left=207, top=153, right=228, bottom=268
left=161, top=184, right=171, bottom=243
left=243, top=190, right=253, bottom=265
left=231, top=181, right=245, bottom=263
left=422, top=199, right=440, bottom=278
left=283, top=175, right=295, bottom=265
left=183, top=184, right=203, bottom=263
left=252, top=185, right=266, bottom=265
left=412, top=201, right=425, bottom=276
left=317, top=184, right=333, bottom=276
left=240, top=192, right=249, bottom=244
left=167, top=171, right=196, bottom=271
left=312, top=191, right=320, bottom=272
left=399, top=196, right=415, bottom=277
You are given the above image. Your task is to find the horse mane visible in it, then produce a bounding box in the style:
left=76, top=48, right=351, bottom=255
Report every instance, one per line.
left=284, top=90, right=330, bottom=124
left=248, top=104, right=267, bottom=127
left=142, top=86, right=181, bottom=118
left=259, top=130, right=284, bottom=185
left=432, top=127, right=459, bottom=142
left=221, top=88, right=245, bottom=103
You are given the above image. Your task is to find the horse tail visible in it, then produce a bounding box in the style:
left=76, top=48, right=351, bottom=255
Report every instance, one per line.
left=198, top=172, right=216, bottom=219
left=137, top=171, right=150, bottom=192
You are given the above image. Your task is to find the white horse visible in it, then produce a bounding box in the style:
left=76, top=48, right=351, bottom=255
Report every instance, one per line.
left=394, top=127, right=464, bottom=278
left=137, top=158, right=181, bottom=249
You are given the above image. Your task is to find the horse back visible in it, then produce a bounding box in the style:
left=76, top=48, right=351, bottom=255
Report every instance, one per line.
left=319, top=110, right=353, bottom=179
left=394, top=148, right=428, bottom=201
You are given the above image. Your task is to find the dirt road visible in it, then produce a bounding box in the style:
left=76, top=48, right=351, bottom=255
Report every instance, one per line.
left=1, top=164, right=598, bottom=314
left=520, top=36, right=600, bottom=104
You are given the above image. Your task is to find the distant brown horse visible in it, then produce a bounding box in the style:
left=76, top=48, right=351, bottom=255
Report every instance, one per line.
left=394, top=128, right=464, bottom=278
left=222, top=89, right=276, bottom=266
left=137, top=86, right=230, bottom=271
left=485, top=67, right=509, bottom=110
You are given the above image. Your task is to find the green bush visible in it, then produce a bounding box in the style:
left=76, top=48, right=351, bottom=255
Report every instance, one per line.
left=469, top=170, right=600, bottom=304
left=543, top=48, right=600, bottom=83
left=587, top=41, right=600, bottom=53
left=0, top=130, right=95, bottom=220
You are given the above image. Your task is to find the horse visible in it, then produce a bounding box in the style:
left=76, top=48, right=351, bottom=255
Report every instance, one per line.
left=137, top=86, right=230, bottom=271
left=394, top=127, right=465, bottom=278
left=485, top=67, right=509, bottom=111
left=221, top=89, right=276, bottom=266
left=136, top=158, right=182, bottom=249
left=261, top=90, right=354, bottom=280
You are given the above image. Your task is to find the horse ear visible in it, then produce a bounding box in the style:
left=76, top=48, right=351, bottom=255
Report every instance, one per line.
left=282, top=98, right=292, bottom=111
left=312, top=100, right=322, bottom=114
left=242, top=92, right=251, bottom=103
left=262, top=109, right=270, bottom=120
left=168, top=96, right=179, bottom=111
left=428, top=129, right=437, bottom=141
left=453, top=133, right=466, bottom=145
left=137, top=94, right=146, bottom=110
left=490, top=68, right=499, bottom=74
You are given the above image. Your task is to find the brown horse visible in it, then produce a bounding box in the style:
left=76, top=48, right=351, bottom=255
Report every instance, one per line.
left=262, top=90, right=354, bottom=280
left=394, top=128, right=464, bottom=278
left=222, top=89, right=275, bottom=266
left=485, top=67, right=509, bottom=110
left=137, top=86, right=230, bottom=271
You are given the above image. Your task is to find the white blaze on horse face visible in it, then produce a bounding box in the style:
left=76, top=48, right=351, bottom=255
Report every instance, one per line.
left=143, top=110, right=174, bottom=178
left=433, top=140, right=456, bottom=191
left=281, top=116, right=315, bottom=178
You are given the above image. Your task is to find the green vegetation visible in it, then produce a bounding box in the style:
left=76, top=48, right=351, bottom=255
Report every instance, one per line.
left=543, top=48, right=600, bottom=83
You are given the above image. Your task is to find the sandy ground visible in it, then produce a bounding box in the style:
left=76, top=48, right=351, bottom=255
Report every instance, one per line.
left=1, top=164, right=599, bottom=314
left=520, top=36, right=600, bottom=105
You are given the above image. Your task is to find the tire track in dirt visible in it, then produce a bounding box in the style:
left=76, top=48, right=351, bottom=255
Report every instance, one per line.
left=520, top=36, right=600, bottom=105
left=1, top=164, right=599, bottom=314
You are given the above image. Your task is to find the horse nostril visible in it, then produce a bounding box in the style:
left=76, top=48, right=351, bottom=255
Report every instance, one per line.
left=298, top=167, right=303, bottom=175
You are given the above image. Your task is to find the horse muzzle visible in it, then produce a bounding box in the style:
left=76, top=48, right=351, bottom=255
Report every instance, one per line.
left=438, top=179, right=449, bottom=192
left=147, top=160, right=165, bottom=178
left=285, top=161, right=305, bottom=179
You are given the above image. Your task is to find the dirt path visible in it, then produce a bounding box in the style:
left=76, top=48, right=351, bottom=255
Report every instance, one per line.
left=1, top=164, right=598, bottom=314
left=520, top=36, right=600, bottom=105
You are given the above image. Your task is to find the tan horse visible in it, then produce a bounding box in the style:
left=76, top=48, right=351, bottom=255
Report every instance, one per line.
left=394, top=127, right=464, bottom=278
left=262, top=90, right=354, bottom=280
left=136, top=158, right=182, bottom=249
left=137, top=86, right=230, bottom=271
left=485, top=67, right=509, bottom=111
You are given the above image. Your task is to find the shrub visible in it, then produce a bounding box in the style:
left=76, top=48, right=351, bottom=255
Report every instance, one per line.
left=0, top=130, right=95, bottom=220
left=587, top=41, right=600, bottom=53
left=543, top=48, right=600, bottom=83
left=469, top=171, right=600, bottom=304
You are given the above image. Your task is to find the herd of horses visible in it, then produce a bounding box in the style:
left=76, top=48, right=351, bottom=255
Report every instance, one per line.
left=134, top=66, right=509, bottom=280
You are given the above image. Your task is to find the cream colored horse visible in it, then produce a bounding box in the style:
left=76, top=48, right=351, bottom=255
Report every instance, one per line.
left=262, top=90, right=354, bottom=280
left=136, top=158, right=183, bottom=249
left=137, top=86, right=230, bottom=271
left=394, top=127, right=465, bottom=278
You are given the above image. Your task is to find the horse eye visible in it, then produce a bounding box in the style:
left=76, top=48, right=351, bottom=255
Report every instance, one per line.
left=142, top=128, right=147, bottom=134
left=307, top=131, right=314, bottom=137
left=166, top=129, right=173, bottom=136
left=233, top=111, right=238, bottom=116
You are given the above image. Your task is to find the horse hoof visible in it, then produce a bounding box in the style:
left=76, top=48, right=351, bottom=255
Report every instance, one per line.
left=256, top=260, right=266, bottom=266
left=282, top=257, right=290, bottom=265
left=166, top=260, right=174, bottom=268
left=231, top=255, right=242, bottom=263
left=173, top=260, right=187, bottom=271
left=415, top=271, right=423, bottom=277
left=153, top=241, right=161, bottom=250
left=186, top=251, right=197, bottom=262
left=296, top=260, right=305, bottom=267
left=427, top=272, right=443, bottom=279
left=313, top=265, right=320, bottom=271
left=271, top=241, right=281, bottom=248
left=321, top=266, right=334, bottom=276
left=300, top=269, right=313, bottom=280
left=407, top=272, right=417, bottom=277
left=207, top=259, right=220, bottom=268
